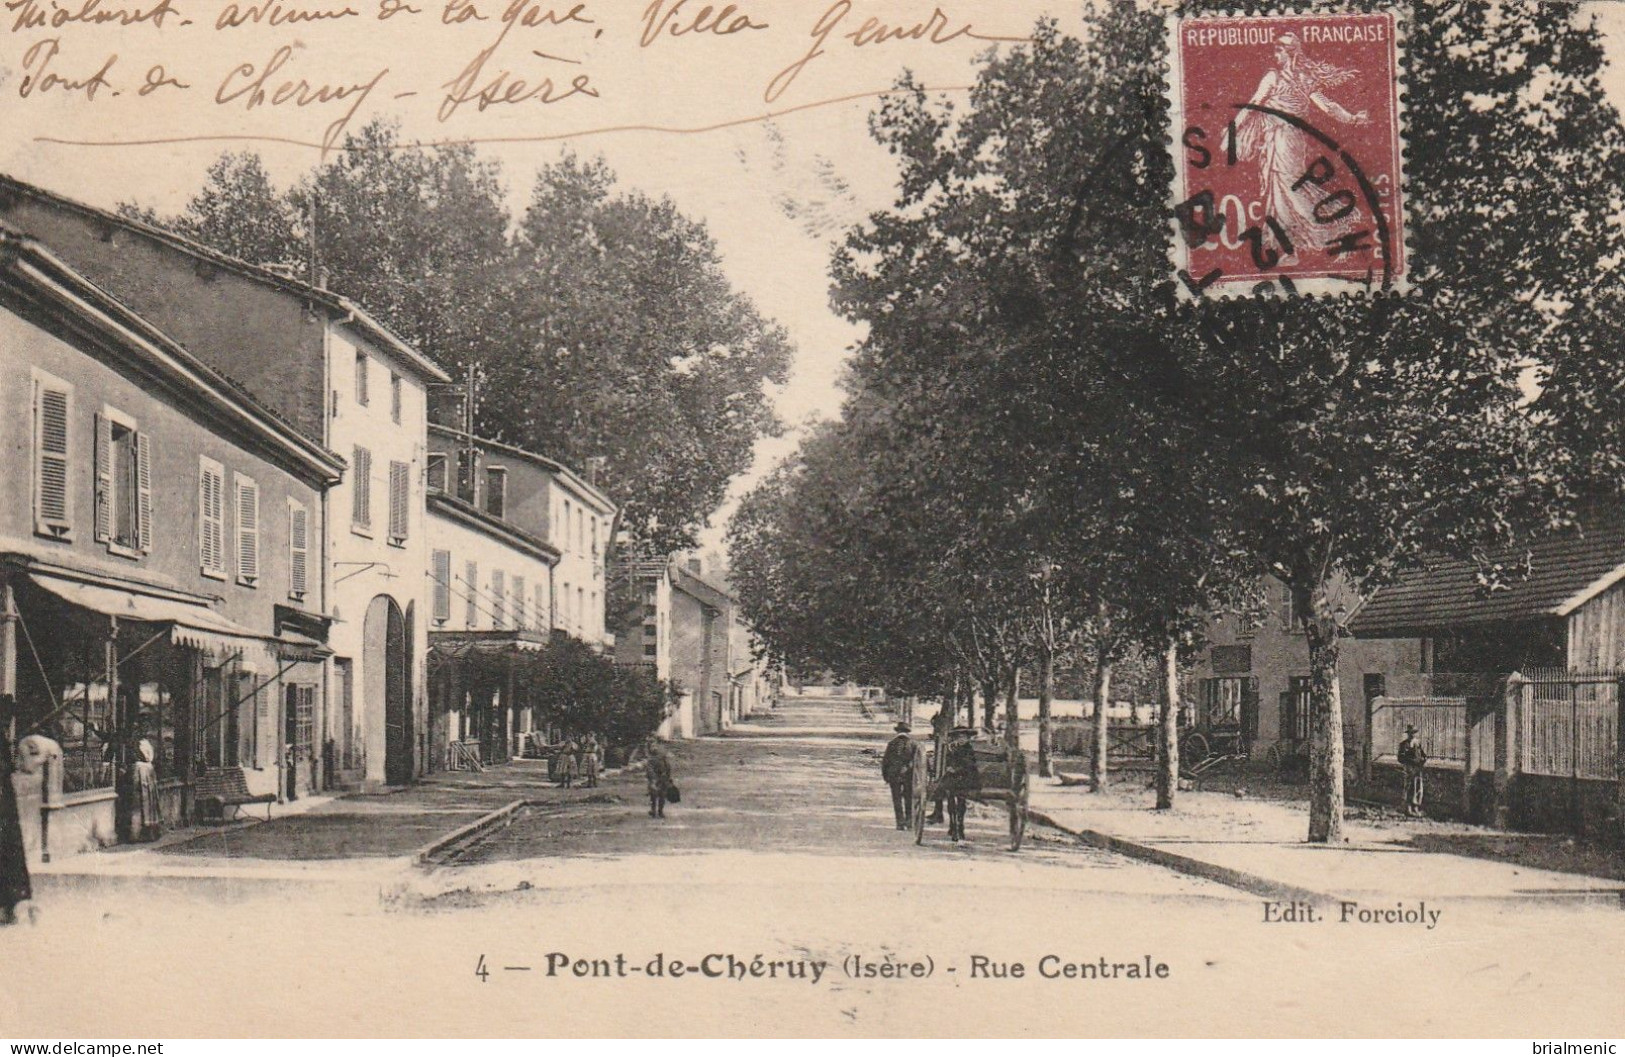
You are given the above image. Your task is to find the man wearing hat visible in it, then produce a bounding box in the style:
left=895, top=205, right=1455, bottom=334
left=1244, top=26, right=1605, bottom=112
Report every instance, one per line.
left=881, top=722, right=916, bottom=830
left=1397, top=724, right=1428, bottom=817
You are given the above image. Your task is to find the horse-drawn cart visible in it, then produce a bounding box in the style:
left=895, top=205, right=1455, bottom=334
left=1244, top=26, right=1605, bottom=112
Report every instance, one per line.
left=912, top=734, right=1030, bottom=851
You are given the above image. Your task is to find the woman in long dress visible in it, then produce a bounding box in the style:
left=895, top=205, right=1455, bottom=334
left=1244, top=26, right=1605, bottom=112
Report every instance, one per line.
left=1231, top=32, right=1371, bottom=260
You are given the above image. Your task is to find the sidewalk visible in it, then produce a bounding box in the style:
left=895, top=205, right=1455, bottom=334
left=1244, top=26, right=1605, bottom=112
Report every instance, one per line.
left=1028, top=777, right=1625, bottom=905
left=31, top=758, right=636, bottom=883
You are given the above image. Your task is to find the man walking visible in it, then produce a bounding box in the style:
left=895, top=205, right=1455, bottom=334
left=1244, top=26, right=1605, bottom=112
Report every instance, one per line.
left=942, top=727, right=979, bottom=842
left=881, top=722, right=915, bottom=830
left=1398, top=724, right=1428, bottom=817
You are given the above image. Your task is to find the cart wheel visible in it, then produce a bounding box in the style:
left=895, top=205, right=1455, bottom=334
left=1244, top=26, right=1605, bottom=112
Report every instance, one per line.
left=913, top=782, right=929, bottom=845
left=1180, top=732, right=1210, bottom=767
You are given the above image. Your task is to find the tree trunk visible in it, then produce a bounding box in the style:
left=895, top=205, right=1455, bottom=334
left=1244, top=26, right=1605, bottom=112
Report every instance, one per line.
left=1306, top=622, right=1345, bottom=843
left=1090, top=657, right=1112, bottom=792
left=1037, top=647, right=1054, bottom=777
left=1156, top=641, right=1179, bottom=811
left=1004, top=667, right=1020, bottom=751
left=981, top=679, right=997, bottom=732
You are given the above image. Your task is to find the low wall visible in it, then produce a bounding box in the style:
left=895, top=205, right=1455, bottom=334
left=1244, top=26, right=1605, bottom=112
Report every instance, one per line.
left=12, top=771, right=188, bottom=863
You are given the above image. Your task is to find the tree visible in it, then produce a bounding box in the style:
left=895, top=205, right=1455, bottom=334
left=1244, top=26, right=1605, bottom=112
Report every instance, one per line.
left=124, top=125, right=793, bottom=556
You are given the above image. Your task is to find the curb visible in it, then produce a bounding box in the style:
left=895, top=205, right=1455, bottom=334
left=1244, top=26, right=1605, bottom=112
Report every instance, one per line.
left=1027, top=808, right=1333, bottom=904
left=414, top=799, right=526, bottom=867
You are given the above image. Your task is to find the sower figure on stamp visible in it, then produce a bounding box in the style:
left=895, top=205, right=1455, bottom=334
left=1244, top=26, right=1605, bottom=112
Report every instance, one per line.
left=942, top=727, right=978, bottom=843
left=881, top=721, right=915, bottom=830
left=643, top=736, right=673, bottom=819
left=1398, top=724, right=1428, bottom=817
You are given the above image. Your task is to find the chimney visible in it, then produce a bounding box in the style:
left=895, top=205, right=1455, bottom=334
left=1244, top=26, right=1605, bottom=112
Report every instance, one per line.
left=586, top=456, right=607, bottom=487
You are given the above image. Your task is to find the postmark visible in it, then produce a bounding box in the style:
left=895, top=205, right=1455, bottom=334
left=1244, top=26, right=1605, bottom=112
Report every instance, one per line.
left=1166, top=9, right=1407, bottom=299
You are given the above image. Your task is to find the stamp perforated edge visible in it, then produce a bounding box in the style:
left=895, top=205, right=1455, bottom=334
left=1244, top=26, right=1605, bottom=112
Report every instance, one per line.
left=1161, top=1, right=1415, bottom=302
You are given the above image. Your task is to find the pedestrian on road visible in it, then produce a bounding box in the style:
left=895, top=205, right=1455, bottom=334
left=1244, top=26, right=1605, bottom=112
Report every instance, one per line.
left=927, top=708, right=950, bottom=824
left=1398, top=724, right=1428, bottom=817
left=0, top=695, right=32, bottom=926
left=558, top=736, right=580, bottom=789
left=942, top=727, right=979, bottom=842
left=643, top=737, right=673, bottom=819
left=881, top=722, right=916, bottom=830
left=581, top=733, right=601, bottom=789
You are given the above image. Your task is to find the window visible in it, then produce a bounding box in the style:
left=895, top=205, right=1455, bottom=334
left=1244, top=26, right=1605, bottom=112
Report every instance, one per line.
left=644, top=623, right=657, bottom=639
left=388, top=460, right=410, bottom=544
left=432, top=549, right=452, bottom=624
left=643, top=603, right=657, bottom=619
left=576, top=586, right=584, bottom=631
left=198, top=457, right=226, bottom=578
left=464, top=560, right=478, bottom=627
left=355, top=350, right=369, bottom=405
left=426, top=452, right=448, bottom=493
left=563, top=499, right=573, bottom=550
left=335, top=658, right=358, bottom=771
left=95, top=407, right=150, bottom=556
left=234, top=473, right=260, bottom=586
left=390, top=372, right=402, bottom=423
left=590, top=590, right=597, bottom=630
left=485, top=467, right=507, bottom=518
left=559, top=580, right=569, bottom=627
left=1281, top=676, right=1313, bottom=742
left=513, top=575, right=527, bottom=629
left=1281, top=582, right=1300, bottom=632
left=288, top=498, right=309, bottom=600
left=32, top=370, right=72, bottom=538
left=457, top=449, right=477, bottom=504
left=576, top=508, right=585, bottom=555
left=590, top=518, right=598, bottom=559
left=1200, top=676, right=1260, bottom=741
left=644, top=643, right=657, bottom=658
left=492, top=569, right=506, bottom=629
left=288, top=683, right=315, bottom=768
left=352, top=446, right=372, bottom=530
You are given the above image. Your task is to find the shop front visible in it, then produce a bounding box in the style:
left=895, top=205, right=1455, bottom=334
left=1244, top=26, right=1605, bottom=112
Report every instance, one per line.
left=3, top=555, right=330, bottom=862
left=428, top=630, right=548, bottom=771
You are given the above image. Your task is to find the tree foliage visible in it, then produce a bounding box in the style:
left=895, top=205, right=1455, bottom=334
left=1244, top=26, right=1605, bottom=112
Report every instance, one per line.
left=123, top=124, right=793, bottom=555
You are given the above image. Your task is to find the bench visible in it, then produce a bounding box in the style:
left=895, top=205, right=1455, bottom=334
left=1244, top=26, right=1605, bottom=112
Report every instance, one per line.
left=194, top=766, right=277, bottom=822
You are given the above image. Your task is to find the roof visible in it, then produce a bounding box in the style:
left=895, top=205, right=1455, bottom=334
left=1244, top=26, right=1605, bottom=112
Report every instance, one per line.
left=426, top=492, right=561, bottom=566
left=429, top=424, right=616, bottom=513
left=0, top=173, right=450, bottom=384
left=0, top=227, right=346, bottom=486
left=1350, top=513, right=1625, bottom=638
left=673, top=566, right=734, bottom=611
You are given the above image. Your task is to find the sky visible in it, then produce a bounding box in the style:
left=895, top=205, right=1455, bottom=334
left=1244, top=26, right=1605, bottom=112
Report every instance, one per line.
left=2, top=1, right=1623, bottom=552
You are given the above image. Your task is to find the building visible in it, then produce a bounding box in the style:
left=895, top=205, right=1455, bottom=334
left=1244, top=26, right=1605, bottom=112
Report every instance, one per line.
left=0, top=227, right=344, bottom=860
left=0, top=173, right=451, bottom=791
left=426, top=425, right=615, bottom=653
left=671, top=559, right=735, bottom=737
left=423, top=469, right=560, bottom=770
left=613, top=555, right=686, bottom=737
left=1189, top=574, right=1421, bottom=772
left=1350, top=516, right=1625, bottom=830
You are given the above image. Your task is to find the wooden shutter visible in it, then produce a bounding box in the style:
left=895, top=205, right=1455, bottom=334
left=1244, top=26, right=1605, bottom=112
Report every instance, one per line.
left=135, top=431, right=152, bottom=553
left=492, top=569, right=505, bottom=629
left=389, top=460, right=409, bottom=541
left=94, top=411, right=113, bottom=542
left=236, top=474, right=260, bottom=585
left=352, top=446, right=371, bottom=528
left=464, top=561, right=477, bottom=627
left=199, top=459, right=225, bottom=576
left=289, top=500, right=309, bottom=600
left=432, top=550, right=451, bottom=623
left=513, top=575, right=526, bottom=629
left=33, top=378, right=71, bottom=535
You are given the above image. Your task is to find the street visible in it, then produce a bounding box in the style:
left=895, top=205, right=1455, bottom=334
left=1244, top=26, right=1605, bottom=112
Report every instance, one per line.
left=7, top=695, right=1625, bottom=1037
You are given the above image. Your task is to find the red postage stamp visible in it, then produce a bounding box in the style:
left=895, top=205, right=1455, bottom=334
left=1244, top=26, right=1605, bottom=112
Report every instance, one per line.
left=1167, top=10, right=1407, bottom=299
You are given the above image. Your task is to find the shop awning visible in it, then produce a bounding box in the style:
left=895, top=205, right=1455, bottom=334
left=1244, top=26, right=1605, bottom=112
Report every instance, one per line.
left=29, top=571, right=272, bottom=658
left=275, top=630, right=333, bottom=663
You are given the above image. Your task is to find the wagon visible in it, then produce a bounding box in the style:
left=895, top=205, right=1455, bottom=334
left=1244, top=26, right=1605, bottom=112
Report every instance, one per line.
left=912, top=735, right=1030, bottom=851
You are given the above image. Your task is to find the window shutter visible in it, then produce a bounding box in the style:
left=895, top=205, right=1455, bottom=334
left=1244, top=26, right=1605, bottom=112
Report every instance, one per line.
left=289, top=501, right=309, bottom=600
left=135, top=431, right=153, bottom=553
left=33, top=380, right=71, bottom=535
left=432, top=550, right=451, bottom=623
left=236, top=475, right=260, bottom=585
left=389, top=460, right=409, bottom=541
left=513, top=575, right=526, bottom=629
left=199, top=461, right=225, bottom=576
left=94, top=412, right=113, bottom=542
left=464, top=561, right=477, bottom=627
left=352, top=446, right=371, bottom=528
left=492, top=569, right=505, bottom=629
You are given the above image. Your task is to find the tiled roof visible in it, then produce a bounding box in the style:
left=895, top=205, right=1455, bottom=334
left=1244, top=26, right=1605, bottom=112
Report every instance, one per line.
left=1351, top=513, right=1625, bottom=638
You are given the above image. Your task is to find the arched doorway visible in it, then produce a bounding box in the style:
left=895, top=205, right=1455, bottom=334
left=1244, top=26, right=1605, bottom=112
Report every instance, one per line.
left=364, top=595, right=412, bottom=786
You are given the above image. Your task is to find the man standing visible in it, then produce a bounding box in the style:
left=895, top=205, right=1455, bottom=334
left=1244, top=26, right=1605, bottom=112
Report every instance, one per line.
left=1398, top=724, right=1428, bottom=817
left=643, top=737, right=673, bottom=819
left=881, top=722, right=915, bottom=830
left=942, top=727, right=979, bottom=842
